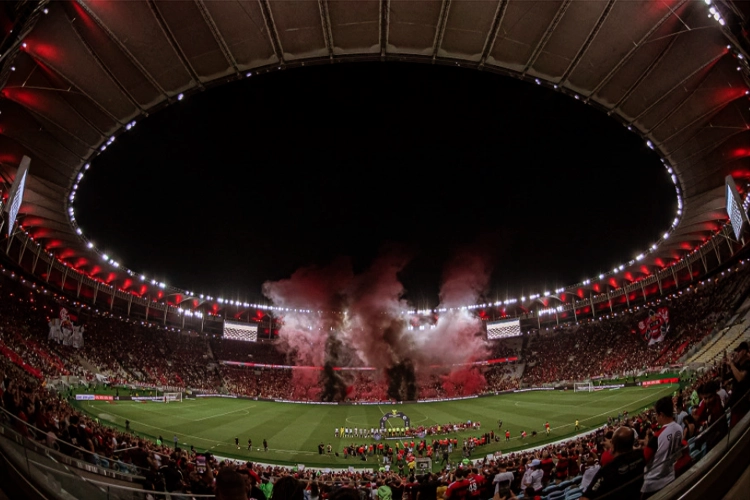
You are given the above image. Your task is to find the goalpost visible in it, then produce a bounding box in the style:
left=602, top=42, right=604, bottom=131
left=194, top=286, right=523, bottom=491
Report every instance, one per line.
left=574, top=382, right=593, bottom=393
left=165, top=392, right=183, bottom=403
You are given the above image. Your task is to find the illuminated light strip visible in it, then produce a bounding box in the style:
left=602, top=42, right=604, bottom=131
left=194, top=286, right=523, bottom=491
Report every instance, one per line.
left=219, top=356, right=518, bottom=371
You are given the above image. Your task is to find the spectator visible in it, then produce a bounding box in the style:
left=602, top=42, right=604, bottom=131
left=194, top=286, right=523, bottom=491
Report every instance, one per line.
left=641, top=397, right=683, bottom=498
left=581, top=426, right=645, bottom=500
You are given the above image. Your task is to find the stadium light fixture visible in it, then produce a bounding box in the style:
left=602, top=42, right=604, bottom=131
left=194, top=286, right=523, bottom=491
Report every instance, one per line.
left=75, top=228, right=82, bottom=235
left=663, top=232, right=670, bottom=239
left=87, top=242, right=94, bottom=249
left=177, top=93, right=184, bottom=101
left=102, top=254, right=109, bottom=261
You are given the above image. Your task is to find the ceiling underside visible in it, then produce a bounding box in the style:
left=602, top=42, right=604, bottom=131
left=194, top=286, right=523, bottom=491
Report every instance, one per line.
left=0, top=0, right=749, bottom=298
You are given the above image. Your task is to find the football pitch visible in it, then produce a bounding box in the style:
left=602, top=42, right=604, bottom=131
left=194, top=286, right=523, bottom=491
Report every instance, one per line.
left=74, top=385, right=676, bottom=468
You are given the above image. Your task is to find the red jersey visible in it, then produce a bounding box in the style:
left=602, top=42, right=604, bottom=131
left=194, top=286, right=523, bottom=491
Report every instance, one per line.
left=467, top=474, right=486, bottom=497
left=444, top=479, right=471, bottom=500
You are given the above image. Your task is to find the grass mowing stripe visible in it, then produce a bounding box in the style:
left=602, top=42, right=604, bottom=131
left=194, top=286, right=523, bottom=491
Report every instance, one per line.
left=74, top=385, right=676, bottom=466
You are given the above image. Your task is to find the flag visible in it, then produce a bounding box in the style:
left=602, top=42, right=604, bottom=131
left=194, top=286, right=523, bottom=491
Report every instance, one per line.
left=637, top=307, right=669, bottom=345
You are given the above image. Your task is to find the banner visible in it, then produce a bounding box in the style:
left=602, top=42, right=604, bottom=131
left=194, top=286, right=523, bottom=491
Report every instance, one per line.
left=49, top=308, right=84, bottom=349
left=637, top=307, right=669, bottom=345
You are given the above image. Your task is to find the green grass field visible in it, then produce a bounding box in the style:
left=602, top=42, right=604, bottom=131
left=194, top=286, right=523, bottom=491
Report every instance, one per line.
left=72, top=384, right=677, bottom=468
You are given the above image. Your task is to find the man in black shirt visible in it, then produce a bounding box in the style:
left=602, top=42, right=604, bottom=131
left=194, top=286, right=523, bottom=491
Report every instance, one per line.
left=726, top=341, right=750, bottom=427
left=582, top=426, right=645, bottom=500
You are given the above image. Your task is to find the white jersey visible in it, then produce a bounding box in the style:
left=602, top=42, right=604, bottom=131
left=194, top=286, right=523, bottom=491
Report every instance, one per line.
left=642, top=421, right=682, bottom=493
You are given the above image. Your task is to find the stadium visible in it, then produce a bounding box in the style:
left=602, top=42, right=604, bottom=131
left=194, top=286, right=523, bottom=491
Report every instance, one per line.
left=0, top=1, right=749, bottom=499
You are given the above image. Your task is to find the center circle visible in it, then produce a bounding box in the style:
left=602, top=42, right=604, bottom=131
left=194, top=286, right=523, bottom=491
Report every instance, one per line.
left=75, top=62, right=674, bottom=304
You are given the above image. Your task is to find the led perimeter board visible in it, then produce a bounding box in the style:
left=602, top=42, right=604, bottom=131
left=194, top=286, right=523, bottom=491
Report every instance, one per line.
left=486, top=318, right=522, bottom=340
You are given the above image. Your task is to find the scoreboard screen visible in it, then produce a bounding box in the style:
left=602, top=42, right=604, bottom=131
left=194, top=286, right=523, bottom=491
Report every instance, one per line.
left=726, top=175, right=747, bottom=240
left=223, top=320, right=258, bottom=342
left=4, top=156, right=30, bottom=236
left=486, top=318, right=522, bottom=339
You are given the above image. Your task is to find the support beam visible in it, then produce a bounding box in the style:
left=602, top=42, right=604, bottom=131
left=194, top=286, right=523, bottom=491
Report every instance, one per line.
left=258, top=0, right=285, bottom=64
left=699, top=246, right=709, bottom=273
left=656, top=271, right=663, bottom=296
left=671, top=265, right=679, bottom=289
left=31, top=246, right=41, bottom=274
left=45, top=256, right=53, bottom=282
left=127, top=294, right=133, bottom=317
left=196, top=0, right=240, bottom=73
left=5, top=229, right=16, bottom=255
left=432, top=0, right=451, bottom=62
left=590, top=296, right=596, bottom=319
left=18, top=238, right=28, bottom=264
left=590, top=0, right=689, bottom=98
left=318, top=0, right=334, bottom=59
left=61, top=267, right=68, bottom=290
left=523, top=0, right=571, bottom=73
left=478, top=0, right=508, bottom=68
left=559, top=0, right=616, bottom=85
left=147, top=0, right=204, bottom=87
left=639, top=53, right=725, bottom=133
left=164, top=306, right=168, bottom=325
left=77, top=275, right=83, bottom=298
left=73, top=0, right=168, bottom=97
left=712, top=237, right=722, bottom=265
left=92, top=282, right=99, bottom=303
left=379, top=0, right=390, bottom=57
left=641, top=280, right=647, bottom=302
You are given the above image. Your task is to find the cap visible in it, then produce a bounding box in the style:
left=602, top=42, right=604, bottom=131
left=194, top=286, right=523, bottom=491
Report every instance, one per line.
left=735, top=341, right=749, bottom=352
left=531, top=459, right=541, bottom=467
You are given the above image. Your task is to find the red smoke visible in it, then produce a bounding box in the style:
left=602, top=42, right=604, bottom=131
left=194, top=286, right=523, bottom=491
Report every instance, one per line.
left=262, top=241, right=495, bottom=395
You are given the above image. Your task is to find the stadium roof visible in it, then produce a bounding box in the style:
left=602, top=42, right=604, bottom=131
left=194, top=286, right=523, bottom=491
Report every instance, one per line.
left=1, top=0, right=749, bottom=313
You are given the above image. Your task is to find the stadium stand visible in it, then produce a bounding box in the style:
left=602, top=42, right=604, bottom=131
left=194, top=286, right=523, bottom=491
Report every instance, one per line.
left=0, top=261, right=749, bottom=498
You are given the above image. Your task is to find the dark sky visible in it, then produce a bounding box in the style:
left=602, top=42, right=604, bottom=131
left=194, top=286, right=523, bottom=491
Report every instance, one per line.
left=75, top=62, right=675, bottom=307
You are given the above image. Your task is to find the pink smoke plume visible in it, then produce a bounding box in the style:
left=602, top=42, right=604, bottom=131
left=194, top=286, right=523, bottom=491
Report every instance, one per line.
left=262, top=241, right=495, bottom=395
left=262, top=258, right=353, bottom=366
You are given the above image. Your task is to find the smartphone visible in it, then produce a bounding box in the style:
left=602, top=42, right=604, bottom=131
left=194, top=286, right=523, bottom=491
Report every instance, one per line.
left=196, top=455, right=206, bottom=474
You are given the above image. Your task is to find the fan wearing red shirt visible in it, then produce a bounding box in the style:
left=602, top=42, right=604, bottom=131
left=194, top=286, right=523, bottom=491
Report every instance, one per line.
left=539, top=452, right=555, bottom=485
left=444, top=469, right=471, bottom=500
left=555, top=450, right=569, bottom=482
left=467, top=468, right=486, bottom=498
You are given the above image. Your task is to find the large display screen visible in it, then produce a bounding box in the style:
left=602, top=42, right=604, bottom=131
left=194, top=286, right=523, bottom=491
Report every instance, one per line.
left=486, top=318, right=522, bottom=339
left=4, top=156, right=30, bottom=236
left=223, top=320, right=258, bottom=342
left=726, top=175, right=747, bottom=240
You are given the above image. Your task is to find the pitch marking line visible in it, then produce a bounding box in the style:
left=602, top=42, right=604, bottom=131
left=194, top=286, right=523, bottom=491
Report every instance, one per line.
left=505, top=385, right=674, bottom=445
left=192, top=407, right=253, bottom=422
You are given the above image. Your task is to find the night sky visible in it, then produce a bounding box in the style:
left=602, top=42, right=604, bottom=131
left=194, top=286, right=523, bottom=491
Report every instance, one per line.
left=75, top=62, right=675, bottom=307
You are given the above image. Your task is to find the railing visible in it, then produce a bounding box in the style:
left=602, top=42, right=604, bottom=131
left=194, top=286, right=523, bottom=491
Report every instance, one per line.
left=0, top=404, right=150, bottom=481
left=0, top=413, right=215, bottom=499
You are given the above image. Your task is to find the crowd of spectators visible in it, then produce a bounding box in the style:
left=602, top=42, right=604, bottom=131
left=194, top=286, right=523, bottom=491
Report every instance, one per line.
left=0, top=261, right=749, bottom=406
left=523, top=265, right=750, bottom=386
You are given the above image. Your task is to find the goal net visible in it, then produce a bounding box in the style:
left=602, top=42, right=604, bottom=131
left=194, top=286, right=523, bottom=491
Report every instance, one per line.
left=165, top=392, right=182, bottom=403
left=574, top=382, right=593, bottom=393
